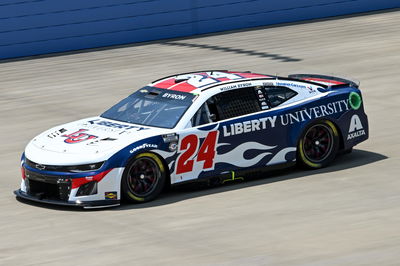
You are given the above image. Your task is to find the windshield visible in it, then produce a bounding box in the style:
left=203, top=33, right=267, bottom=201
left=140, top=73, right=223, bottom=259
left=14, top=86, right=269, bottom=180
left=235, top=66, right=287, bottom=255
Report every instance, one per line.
left=101, top=87, right=196, bottom=128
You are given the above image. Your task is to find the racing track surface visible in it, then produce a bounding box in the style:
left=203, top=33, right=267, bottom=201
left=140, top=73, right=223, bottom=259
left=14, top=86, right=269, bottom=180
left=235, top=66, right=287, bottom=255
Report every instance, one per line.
left=1, top=9, right=399, bottom=266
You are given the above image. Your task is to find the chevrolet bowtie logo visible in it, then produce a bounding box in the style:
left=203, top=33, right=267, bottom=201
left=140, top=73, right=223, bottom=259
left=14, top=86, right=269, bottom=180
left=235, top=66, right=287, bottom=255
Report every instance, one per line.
left=35, top=164, right=46, bottom=170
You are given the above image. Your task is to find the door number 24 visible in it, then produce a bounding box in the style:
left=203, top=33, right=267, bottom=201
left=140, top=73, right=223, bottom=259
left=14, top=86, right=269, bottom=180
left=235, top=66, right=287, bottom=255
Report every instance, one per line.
left=176, top=131, right=218, bottom=174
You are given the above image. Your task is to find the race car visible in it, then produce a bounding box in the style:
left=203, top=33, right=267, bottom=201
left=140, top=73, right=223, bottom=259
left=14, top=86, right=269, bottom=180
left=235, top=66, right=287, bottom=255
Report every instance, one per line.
left=15, top=70, right=368, bottom=208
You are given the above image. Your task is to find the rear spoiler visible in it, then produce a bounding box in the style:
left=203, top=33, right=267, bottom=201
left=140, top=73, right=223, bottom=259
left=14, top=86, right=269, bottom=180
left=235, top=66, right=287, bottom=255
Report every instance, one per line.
left=288, top=74, right=359, bottom=89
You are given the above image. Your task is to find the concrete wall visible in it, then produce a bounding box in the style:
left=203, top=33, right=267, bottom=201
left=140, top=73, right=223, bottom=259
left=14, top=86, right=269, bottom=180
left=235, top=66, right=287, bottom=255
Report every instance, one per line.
left=0, top=0, right=399, bottom=60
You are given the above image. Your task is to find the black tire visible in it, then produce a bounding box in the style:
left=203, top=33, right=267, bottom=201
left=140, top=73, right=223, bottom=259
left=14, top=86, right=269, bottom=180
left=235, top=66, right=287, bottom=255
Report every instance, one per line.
left=121, top=152, right=166, bottom=203
left=297, top=120, right=339, bottom=169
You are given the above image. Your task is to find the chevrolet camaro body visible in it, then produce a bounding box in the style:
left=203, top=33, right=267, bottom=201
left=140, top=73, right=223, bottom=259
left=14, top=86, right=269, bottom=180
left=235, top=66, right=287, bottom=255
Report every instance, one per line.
left=15, top=71, right=368, bottom=208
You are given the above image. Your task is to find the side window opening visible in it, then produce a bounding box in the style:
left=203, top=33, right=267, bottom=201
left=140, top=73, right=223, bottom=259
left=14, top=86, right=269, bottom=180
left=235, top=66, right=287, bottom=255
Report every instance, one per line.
left=191, top=102, right=212, bottom=126
left=214, top=87, right=261, bottom=120
left=190, top=85, right=299, bottom=127
left=191, top=86, right=261, bottom=127
left=265, top=86, right=297, bottom=107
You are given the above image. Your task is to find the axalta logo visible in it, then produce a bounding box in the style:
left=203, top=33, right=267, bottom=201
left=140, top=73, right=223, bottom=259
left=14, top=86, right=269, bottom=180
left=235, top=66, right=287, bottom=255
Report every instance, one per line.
left=347, top=115, right=366, bottom=140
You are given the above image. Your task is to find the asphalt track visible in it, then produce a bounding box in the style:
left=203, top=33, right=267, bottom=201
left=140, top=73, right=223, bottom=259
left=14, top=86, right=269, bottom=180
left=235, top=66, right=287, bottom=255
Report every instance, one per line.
left=1, top=9, right=399, bottom=266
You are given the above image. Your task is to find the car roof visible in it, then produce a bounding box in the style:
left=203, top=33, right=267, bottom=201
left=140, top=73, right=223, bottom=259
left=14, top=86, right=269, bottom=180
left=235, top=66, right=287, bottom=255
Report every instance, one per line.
left=150, top=70, right=271, bottom=94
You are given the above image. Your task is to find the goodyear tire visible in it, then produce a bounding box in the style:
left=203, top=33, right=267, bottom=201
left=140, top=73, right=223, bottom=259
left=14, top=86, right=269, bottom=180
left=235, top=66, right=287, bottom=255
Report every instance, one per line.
left=297, top=120, right=339, bottom=169
left=121, top=152, right=166, bottom=203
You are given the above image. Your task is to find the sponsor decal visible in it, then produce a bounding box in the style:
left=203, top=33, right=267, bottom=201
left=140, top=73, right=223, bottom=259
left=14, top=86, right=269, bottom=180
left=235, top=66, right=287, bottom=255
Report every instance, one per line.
left=223, top=99, right=349, bottom=137
left=276, top=82, right=307, bottom=89
left=277, top=82, right=317, bottom=94
left=347, top=114, right=365, bottom=140
left=105, top=191, right=117, bottom=200
left=61, top=129, right=98, bottom=144
left=129, top=143, right=158, bottom=154
left=87, top=119, right=148, bottom=131
left=306, top=85, right=317, bottom=94
left=162, top=133, right=178, bottom=143
left=47, top=128, right=67, bottom=138
left=168, top=142, right=178, bottom=152
left=263, top=82, right=274, bottom=86
left=223, top=117, right=277, bottom=137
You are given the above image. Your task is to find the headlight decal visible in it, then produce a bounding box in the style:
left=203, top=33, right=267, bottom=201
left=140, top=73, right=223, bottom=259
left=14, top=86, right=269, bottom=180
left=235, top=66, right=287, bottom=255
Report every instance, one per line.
left=71, top=169, right=113, bottom=189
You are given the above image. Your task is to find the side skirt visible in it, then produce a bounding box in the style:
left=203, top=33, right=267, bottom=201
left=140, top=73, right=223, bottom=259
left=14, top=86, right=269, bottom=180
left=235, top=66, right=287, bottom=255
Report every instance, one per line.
left=171, top=161, right=297, bottom=187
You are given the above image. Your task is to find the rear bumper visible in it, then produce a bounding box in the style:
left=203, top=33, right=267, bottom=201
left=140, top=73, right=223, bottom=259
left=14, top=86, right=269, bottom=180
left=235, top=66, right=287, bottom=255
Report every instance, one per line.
left=14, top=189, right=120, bottom=209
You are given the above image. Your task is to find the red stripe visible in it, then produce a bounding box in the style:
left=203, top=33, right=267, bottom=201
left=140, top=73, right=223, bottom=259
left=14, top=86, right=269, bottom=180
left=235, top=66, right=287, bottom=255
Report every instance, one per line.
left=153, top=78, right=176, bottom=89
left=153, top=78, right=198, bottom=92
left=153, top=72, right=270, bottom=92
left=169, top=82, right=198, bottom=92
left=238, top=73, right=271, bottom=78
left=21, top=167, right=26, bottom=180
left=71, top=169, right=113, bottom=189
left=303, top=78, right=344, bottom=85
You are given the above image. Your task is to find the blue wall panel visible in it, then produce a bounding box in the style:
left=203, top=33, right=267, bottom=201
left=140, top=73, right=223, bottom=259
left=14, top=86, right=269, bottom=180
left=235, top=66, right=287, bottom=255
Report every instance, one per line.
left=0, top=0, right=399, bottom=59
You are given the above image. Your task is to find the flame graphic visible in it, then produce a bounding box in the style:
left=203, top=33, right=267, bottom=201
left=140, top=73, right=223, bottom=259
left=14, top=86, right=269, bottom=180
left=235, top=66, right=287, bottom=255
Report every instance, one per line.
left=150, top=149, right=177, bottom=172
left=150, top=122, right=296, bottom=183
left=266, top=147, right=296, bottom=165
left=215, top=142, right=276, bottom=167
left=152, top=149, right=176, bottom=160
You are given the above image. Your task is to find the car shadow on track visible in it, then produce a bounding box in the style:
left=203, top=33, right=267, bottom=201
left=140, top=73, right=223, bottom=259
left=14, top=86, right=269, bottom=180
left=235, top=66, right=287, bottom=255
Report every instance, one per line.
left=115, top=149, right=388, bottom=211
left=15, top=149, right=387, bottom=211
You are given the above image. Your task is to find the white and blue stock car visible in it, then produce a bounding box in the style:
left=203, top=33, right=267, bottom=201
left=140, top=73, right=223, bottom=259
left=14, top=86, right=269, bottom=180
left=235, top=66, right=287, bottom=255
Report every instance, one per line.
left=15, top=71, right=368, bottom=208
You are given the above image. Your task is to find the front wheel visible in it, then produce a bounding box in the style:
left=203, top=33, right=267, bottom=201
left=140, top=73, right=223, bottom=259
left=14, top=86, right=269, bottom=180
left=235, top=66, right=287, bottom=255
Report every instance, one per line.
left=297, top=120, right=339, bottom=169
left=121, top=152, right=166, bottom=203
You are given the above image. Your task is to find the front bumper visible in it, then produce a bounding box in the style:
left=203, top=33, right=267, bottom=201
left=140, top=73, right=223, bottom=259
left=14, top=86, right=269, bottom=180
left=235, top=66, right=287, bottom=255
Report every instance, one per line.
left=14, top=189, right=120, bottom=209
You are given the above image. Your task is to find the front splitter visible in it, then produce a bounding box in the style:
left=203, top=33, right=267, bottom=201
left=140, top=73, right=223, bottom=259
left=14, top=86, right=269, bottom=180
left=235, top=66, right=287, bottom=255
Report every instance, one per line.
left=14, top=190, right=120, bottom=209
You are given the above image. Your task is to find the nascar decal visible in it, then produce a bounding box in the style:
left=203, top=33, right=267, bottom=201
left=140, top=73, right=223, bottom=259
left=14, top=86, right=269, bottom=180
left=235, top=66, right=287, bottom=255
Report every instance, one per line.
left=61, top=129, right=98, bottom=144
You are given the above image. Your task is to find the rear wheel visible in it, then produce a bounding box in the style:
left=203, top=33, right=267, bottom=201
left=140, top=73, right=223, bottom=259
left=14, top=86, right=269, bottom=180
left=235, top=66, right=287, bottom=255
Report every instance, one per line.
left=121, top=152, right=166, bottom=203
left=297, top=120, right=339, bottom=169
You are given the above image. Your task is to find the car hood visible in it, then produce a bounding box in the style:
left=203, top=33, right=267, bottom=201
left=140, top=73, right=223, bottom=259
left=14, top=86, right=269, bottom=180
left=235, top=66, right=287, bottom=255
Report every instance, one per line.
left=25, top=117, right=170, bottom=165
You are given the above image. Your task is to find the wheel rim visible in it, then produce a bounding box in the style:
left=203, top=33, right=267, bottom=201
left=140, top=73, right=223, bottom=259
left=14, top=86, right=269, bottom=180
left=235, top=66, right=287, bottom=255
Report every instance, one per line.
left=303, top=124, right=333, bottom=163
left=127, top=157, right=160, bottom=197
